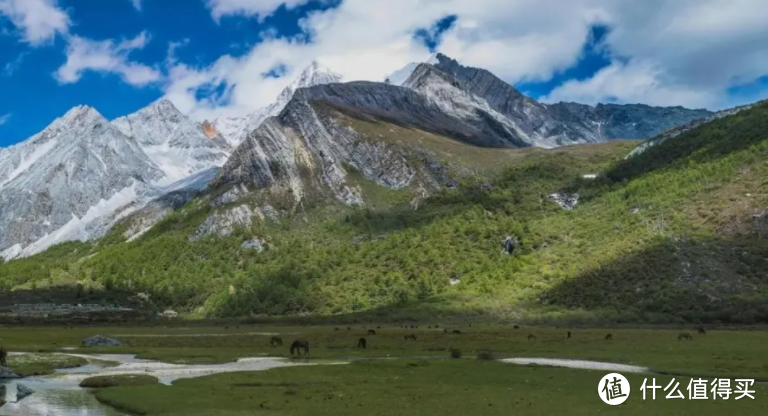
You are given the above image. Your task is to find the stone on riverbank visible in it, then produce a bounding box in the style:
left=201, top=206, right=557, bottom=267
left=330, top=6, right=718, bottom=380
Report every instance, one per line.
left=82, top=335, right=124, bottom=347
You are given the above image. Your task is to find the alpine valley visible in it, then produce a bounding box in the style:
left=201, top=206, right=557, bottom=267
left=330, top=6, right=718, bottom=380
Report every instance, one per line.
left=2, top=54, right=766, bottom=324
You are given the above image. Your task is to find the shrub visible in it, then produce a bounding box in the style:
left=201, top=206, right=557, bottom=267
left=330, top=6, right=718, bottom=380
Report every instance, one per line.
left=449, top=349, right=462, bottom=359
left=476, top=350, right=495, bottom=361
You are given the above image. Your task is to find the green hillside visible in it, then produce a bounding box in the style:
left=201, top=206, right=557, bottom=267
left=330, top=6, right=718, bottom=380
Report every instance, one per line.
left=2, top=101, right=768, bottom=324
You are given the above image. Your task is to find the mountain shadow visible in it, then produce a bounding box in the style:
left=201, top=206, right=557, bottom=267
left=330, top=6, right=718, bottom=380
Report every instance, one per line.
left=541, top=235, right=768, bottom=324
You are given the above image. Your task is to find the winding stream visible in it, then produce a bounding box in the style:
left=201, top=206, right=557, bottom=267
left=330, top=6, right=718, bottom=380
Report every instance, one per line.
left=0, top=354, right=315, bottom=416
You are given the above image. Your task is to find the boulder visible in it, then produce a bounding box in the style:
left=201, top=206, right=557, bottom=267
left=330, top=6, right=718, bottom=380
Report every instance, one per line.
left=240, top=239, right=264, bottom=251
left=0, top=366, right=20, bottom=379
left=502, top=236, right=517, bottom=255
left=16, top=383, right=34, bottom=401
left=82, top=335, right=124, bottom=347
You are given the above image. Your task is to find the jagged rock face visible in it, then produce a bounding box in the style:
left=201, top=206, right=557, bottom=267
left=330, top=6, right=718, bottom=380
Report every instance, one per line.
left=190, top=204, right=254, bottom=241
left=0, top=106, right=165, bottom=256
left=113, top=99, right=231, bottom=184
left=431, top=53, right=713, bottom=145
left=213, top=61, right=343, bottom=148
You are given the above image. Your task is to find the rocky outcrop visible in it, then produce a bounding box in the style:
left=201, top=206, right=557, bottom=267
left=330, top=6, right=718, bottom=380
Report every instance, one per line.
left=82, top=335, right=124, bottom=347
left=240, top=239, right=264, bottom=251
left=16, top=383, right=34, bottom=401
left=550, top=193, right=579, bottom=210
left=190, top=205, right=254, bottom=241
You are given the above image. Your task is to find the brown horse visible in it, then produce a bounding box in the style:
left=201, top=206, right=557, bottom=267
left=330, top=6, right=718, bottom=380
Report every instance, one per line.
left=678, top=333, right=693, bottom=341
left=357, top=338, right=367, bottom=349
left=367, top=329, right=376, bottom=335
left=0, top=346, right=7, bottom=367
left=270, top=336, right=283, bottom=347
left=696, top=327, right=706, bottom=335
left=290, top=340, right=310, bottom=355
left=452, top=329, right=462, bottom=334
left=527, top=334, right=536, bottom=341
left=404, top=334, right=417, bottom=341
left=605, top=333, right=613, bottom=340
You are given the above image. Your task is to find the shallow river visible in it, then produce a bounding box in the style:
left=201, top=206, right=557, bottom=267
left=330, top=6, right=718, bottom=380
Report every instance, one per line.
left=0, top=354, right=311, bottom=416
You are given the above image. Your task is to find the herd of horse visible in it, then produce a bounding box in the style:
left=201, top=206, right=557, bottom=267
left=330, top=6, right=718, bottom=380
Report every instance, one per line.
left=0, top=326, right=711, bottom=366
left=262, top=325, right=709, bottom=357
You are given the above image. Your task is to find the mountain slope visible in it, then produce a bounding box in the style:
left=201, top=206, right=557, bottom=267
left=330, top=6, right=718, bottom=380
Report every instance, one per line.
left=0, top=106, right=166, bottom=258
left=4, top=100, right=766, bottom=323
left=113, top=99, right=231, bottom=185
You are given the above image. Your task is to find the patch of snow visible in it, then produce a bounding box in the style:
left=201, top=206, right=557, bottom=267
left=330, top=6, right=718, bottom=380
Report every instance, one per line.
left=0, top=138, right=58, bottom=189
left=582, top=174, right=597, bottom=179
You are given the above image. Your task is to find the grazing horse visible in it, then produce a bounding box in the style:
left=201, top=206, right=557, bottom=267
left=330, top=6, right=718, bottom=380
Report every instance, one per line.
left=290, top=340, right=310, bottom=355
left=334, top=327, right=340, bottom=331
left=0, top=346, right=7, bottom=367
left=513, top=325, right=520, bottom=329
left=678, top=333, right=693, bottom=341
left=567, top=331, right=571, bottom=339
left=605, top=333, right=613, bottom=340
left=404, top=334, right=417, bottom=341
left=697, top=327, right=706, bottom=335
left=367, top=329, right=376, bottom=335
left=357, top=337, right=367, bottom=349
left=452, top=330, right=462, bottom=334
left=347, top=327, right=352, bottom=331
left=270, top=336, right=283, bottom=347
left=527, top=334, right=536, bottom=341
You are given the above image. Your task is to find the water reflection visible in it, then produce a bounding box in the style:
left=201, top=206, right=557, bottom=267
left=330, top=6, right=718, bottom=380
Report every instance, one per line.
left=0, top=379, right=127, bottom=416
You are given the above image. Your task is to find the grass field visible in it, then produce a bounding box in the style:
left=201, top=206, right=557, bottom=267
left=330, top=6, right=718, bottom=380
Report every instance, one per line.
left=2, top=323, right=768, bottom=415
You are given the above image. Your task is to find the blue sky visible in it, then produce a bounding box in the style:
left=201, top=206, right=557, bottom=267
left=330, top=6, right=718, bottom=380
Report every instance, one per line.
left=1, top=0, right=767, bottom=148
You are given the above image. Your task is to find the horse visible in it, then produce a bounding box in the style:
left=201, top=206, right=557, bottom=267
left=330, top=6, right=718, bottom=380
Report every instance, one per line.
left=357, top=338, right=367, bottom=349
left=367, top=329, right=376, bottom=335
left=404, top=334, right=417, bottom=341
left=347, top=327, right=352, bottom=331
left=605, top=333, right=613, bottom=340
left=696, top=327, right=706, bottom=335
left=513, top=325, right=520, bottom=329
left=290, top=340, right=310, bottom=355
left=334, top=327, right=340, bottom=331
left=527, top=334, right=536, bottom=341
left=270, top=336, right=283, bottom=347
left=0, top=346, right=7, bottom=367
left=567, top=331, right=571, bottom=339
left=678, top=333, right=693, bottom=341
left=452, top=330, right=462, bottom=334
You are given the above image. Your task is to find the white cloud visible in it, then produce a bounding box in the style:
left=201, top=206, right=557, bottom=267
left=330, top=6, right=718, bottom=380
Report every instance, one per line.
left=0, top=113, right=11, bottom=125
left=206, top=0, right=313, bottom=21
left=0, top=0, right=70, bottom=45
left=55, top=31, right=161, bottom=87
left=161, top=0, right=768, bottom=120
left=130, top=0, right=142, bottom=11
left=3, top=51, right=27, bottom=76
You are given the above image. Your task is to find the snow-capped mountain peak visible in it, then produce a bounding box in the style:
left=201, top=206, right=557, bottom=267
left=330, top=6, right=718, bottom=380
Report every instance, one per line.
left=213, top=61, right=344, bottom=148
left=385, top=54, right=440, bottom=86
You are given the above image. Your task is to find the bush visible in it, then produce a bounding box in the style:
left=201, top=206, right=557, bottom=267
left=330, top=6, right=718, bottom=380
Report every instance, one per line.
left=79, top=374, right=159, bottom=388
left=476, top=350, right=495, bottom=361
left=449, top=349, right=462, bottom=359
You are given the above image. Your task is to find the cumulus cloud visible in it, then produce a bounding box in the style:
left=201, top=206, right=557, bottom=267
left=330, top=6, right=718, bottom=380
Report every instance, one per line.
left=55, top=31, right=161, bottom=87
left=162, top=0, right=768, bottom=120
left=0, top=0, right=70, bottom=45
left=206, top=0, right=314, bottom=21
left=0, top=113, right=11, bottom=125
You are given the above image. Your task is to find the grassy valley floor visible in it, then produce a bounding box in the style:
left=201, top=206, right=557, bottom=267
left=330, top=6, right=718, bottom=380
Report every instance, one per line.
left=2, top=324, right=768, bottom=415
